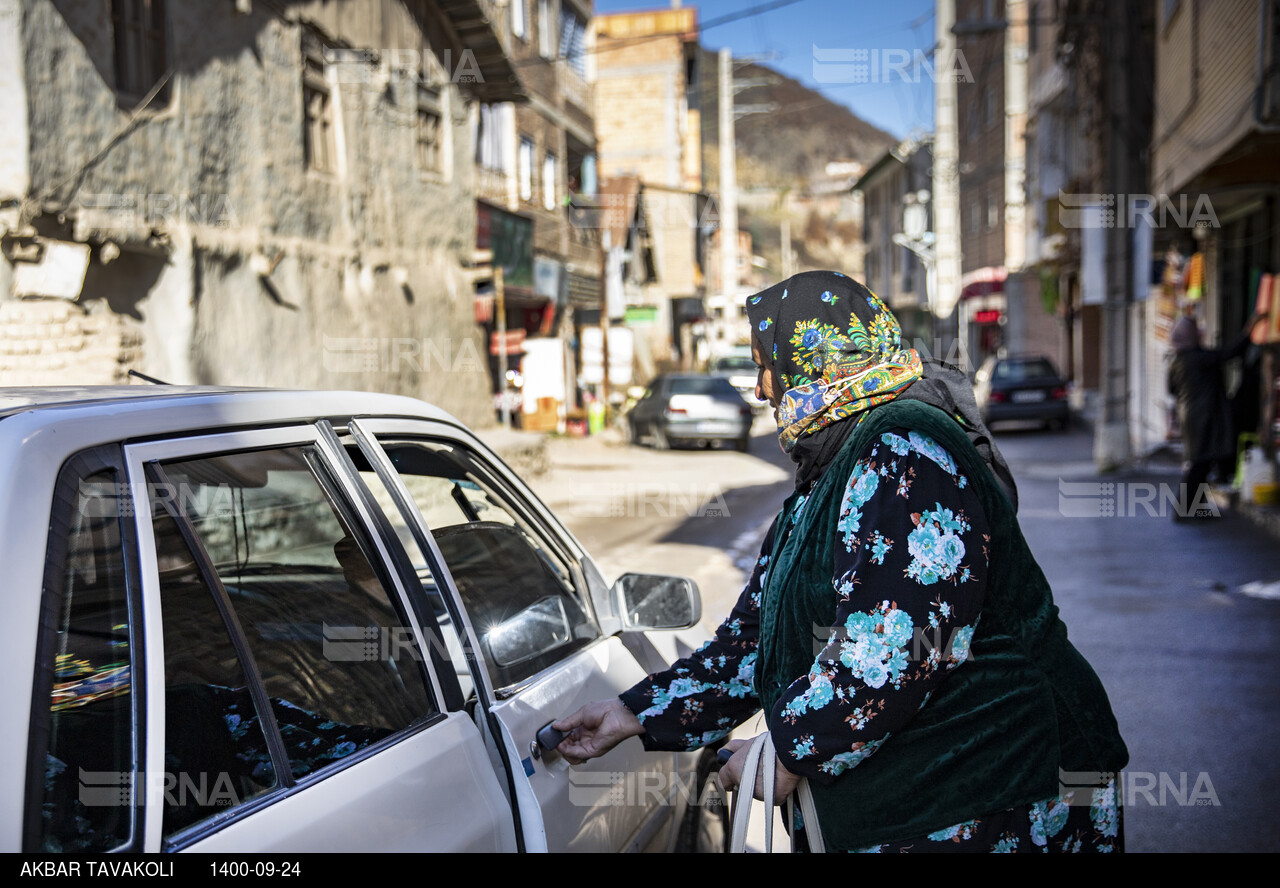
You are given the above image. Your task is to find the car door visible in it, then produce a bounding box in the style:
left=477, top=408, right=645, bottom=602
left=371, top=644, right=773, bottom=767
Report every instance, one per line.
left=118, top=424, right=514, bottom=852
left=348, top=417, right=682, bottom=853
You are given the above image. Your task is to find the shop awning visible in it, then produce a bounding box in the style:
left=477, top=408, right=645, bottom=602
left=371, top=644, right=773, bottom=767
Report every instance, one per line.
left=960, top=266, right=1007, bottom=299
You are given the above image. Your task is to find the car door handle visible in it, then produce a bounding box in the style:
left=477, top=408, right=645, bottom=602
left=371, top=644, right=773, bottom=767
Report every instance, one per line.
left=530, top=722, right=566, bottom=760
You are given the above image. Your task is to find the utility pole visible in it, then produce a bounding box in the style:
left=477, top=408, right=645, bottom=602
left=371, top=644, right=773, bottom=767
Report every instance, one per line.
left=1094, top=0, right=1136, bottom=470
left=495, top=266, right=509, bottom=429
left=781, top=218, right=792, bottom=279
left=933, top=0, right=964, bottom=365
left=719, top=47, right=738, bottom=303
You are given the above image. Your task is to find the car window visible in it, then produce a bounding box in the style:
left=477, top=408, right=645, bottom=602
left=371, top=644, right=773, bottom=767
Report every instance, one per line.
left=155, top=447, right=438, bottom=780
left=374, top=439, right=598, bottom=689
left=712, top=357, right=755, bottom=373
left=994, top=359, right=1058, bottom=382
left=669, top=377, right=739, bottom=396
left=343, top=443, right=476, bottom=705
left=149, top=503, right=280, bottom=839
left=32, top=465, right=135, bottom=853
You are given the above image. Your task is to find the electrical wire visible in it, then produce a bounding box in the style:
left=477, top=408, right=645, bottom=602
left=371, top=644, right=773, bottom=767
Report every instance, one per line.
left=511, top=0, right=813, bottom=69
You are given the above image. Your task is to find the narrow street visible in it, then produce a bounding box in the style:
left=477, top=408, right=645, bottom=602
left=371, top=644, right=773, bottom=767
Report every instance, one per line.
left=531, top=416, right=1280, bottom=852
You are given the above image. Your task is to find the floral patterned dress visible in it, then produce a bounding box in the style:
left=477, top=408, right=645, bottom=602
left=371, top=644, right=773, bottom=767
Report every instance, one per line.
left=618, top=427, right=1123, bottom=853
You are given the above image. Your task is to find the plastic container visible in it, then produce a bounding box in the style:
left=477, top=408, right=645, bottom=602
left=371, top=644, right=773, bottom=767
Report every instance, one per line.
left=1239, top=446, right=1275, bottom=504
left=587, top=401, right=606, bottom=435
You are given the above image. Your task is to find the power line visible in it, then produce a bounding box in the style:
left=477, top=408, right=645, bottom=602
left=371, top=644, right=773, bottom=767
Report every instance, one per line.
left=511, top=0, right=812, bottom=69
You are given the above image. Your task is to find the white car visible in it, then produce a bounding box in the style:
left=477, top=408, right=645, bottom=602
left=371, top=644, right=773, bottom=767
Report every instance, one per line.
left=1, top=387, right=723, bottom=853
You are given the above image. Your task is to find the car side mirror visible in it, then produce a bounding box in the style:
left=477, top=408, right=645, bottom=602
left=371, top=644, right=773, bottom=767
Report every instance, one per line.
left=612, top=573, right=701, bottom=631
left=486, top=596, right=573, bottom=667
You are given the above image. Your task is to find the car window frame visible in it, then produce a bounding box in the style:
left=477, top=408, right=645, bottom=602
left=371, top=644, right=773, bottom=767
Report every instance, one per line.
left=350, top=418, right=616, bottom=696
left=344, top=419, right=531, bottom=850
left=123, top=423, right=452, bottom=850
left=25, top=444, right=149, bottom=853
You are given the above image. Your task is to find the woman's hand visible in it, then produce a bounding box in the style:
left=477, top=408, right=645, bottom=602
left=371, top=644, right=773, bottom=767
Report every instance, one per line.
left=553, top=698, right=645, bottom=765
left=716, top=735, right=802, bottom=804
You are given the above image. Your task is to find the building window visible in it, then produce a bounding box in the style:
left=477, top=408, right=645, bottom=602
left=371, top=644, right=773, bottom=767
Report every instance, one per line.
left=560, top=6, right=588, bottom=77
left=970, top=201, right=981, bottom=232
left=111, top=0, right=171, bottom=103
left=538, top=0, right=556, bottom=60
left=416, top=83, right=443, bottom=176
left=512, top=0, right=527, bottom=40
left=543, top=152, right=558, bottom=210
left=518, top=137, right=535, bottom=201
left=303, top=33, right=337, bottom=173
left=987, top=193, right=1000, bottom=229
left=476, top=103, right=511, bottom=172
left=984, top=86, right=997, bottom=130
left=966, top=102, right=979, bottom=143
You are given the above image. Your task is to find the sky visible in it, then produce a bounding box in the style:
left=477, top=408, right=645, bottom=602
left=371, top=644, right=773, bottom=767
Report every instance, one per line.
left=592, top=0, right=939, bottom=139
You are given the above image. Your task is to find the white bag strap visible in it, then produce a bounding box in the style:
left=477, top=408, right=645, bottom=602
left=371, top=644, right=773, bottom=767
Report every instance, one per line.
left=729, top=733, right=825, bottom=853
left=796, top=779, right=826, bottom=853
left=728, top=733, right=770, bottom=853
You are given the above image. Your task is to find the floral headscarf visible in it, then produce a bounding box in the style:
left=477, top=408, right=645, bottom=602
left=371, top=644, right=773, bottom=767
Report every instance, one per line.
left=745, top=271, right=923, bottom=453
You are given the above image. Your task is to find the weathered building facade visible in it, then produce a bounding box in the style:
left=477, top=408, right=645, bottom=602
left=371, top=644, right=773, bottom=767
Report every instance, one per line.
left=855, top=141, right=934, bottom=342
left=1149, top=0, right=1280, bottom=457
left=472, top=0, right=601, bottom=428
left=593, top=6, right=707, bottom=375
left=0, top=0, right=521, bottom=428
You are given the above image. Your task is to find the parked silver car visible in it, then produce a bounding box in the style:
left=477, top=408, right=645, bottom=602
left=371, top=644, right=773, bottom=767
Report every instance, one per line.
left=626, top=375, right=755, bottom=452
left=2, top=387, right=722, bottom=853
left=707, top=354, right=768, bottom=412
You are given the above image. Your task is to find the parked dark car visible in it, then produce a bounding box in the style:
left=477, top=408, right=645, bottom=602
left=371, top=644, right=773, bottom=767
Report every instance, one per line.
left=627, top=374, right=754, bottom=451
left=974, top=355, right=1071, bottom=430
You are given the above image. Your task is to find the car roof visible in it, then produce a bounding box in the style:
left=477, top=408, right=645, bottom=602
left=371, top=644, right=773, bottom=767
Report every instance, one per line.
left=0, top=385, right=261, bottom=417
left=0, top=386, right=465, bottom=457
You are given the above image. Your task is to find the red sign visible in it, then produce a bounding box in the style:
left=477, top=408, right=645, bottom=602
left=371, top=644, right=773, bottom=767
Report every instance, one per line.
left=974, top=309, right=1003, bottom=324
left=489, top=329, right=527, bottom=356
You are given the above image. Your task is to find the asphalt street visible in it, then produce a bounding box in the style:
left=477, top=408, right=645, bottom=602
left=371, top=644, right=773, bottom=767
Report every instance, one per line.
left=530, top=415, right=1280, bottom=852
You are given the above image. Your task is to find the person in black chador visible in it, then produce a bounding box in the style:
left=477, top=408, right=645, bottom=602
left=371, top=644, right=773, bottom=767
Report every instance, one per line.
left=1167, top=311, right=1268, bottom=519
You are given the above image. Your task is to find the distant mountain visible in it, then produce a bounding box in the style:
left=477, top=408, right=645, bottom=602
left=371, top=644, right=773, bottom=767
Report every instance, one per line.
left=700, top=53, right=897, bottom=189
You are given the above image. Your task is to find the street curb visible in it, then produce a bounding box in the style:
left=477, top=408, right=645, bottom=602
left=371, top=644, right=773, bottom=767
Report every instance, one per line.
left=1209, top=487, right=1280, bottom=540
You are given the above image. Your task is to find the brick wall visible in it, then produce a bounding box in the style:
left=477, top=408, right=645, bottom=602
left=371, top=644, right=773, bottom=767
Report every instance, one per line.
left=0, top=299, right=142, bottom=386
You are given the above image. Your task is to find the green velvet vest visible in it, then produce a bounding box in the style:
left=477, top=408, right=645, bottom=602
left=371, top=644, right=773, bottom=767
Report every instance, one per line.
left=756, top=400, right=1128, bottom=850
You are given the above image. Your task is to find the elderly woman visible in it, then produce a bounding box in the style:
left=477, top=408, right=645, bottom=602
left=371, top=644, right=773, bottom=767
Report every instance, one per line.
left=555, top=272, right=1128, bottom=852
